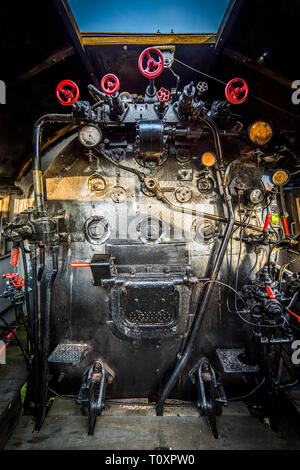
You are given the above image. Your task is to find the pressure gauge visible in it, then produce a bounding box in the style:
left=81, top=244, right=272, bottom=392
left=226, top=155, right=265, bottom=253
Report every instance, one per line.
left=78, top=124, right=102, bottom=147
left=272, top=169, right=290, bottom=186
left=249, top=188, right=265, bottom=205
left=248, top=121, right=272, bottom=146
left=244, top=185, right=265, bottom=205
left=201, top=152, right=216, bottom=167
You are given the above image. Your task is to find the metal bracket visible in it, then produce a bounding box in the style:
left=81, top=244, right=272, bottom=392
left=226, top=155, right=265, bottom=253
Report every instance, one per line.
left=90, top=254, right=112, bottom=285
left=77, top=358, right=115, bottom=435
left=189, top=357, right=227, bottom=439
left=158, top=46, right=175, bottom=68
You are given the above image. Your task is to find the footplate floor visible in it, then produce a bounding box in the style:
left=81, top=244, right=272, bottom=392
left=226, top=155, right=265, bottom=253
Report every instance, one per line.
left=5, top=399, right=299, bottom=450
left=48, top=344, right=90, bottom=364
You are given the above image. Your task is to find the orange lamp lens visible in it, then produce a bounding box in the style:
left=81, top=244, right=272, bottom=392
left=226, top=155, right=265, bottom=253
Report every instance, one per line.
left=248, top=121, right=272, bottom=146
left=272, top=170, right=289, bottom=186
left=202, top=152, right=216, bottom=167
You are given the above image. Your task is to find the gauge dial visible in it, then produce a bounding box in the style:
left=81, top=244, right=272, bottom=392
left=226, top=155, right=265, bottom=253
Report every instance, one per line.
left=201, top=152, right=216, bottom=167
left=272, top=170, right=290, bottom=186
left=248, top=121, right=272, bottom=146
left=78, top=124, right=102, bottom=147
left=249, top=188, right=264, bottom=205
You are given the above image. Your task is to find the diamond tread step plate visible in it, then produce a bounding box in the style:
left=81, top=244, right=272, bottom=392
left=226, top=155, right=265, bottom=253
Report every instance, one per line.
left=48, top=344, right=90, bottom=364
left=216, top=348, right=260, bottom=374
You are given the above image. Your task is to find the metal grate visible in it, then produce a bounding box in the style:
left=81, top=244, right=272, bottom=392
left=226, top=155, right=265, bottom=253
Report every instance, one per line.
left=126, top=309, right=174, bottom=325
left=48, top=344, right=90, bottom=364
left=124, top=284, right=177, bottom=326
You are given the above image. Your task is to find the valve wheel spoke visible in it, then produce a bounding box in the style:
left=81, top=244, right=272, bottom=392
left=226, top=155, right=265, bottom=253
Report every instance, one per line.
left=100, top=74, right=120, bottom=95
left=225, top=78, right=249, bottom=104
left=138, top=47, right=164, bottom=78
left=56, top=80, right=79, bottom=106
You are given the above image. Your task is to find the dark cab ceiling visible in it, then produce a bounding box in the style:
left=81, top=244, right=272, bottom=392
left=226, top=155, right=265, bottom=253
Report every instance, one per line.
left=0, top=0, right=299, bottom=188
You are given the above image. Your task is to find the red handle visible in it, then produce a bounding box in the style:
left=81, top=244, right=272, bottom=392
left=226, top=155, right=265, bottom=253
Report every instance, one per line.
left=138, top=48, right=164, bottom=79
left=157, top=87, right=170, bottom=103
left=100, top=74, right=120, bottom=95
left=71, top=262, right=90, bottom=267
left=0, top=328, right=17, bottom=356
left=56, top=80, right=80, bottom=106
left=12, top=277, right=24, bottom=288
left=263, top=214, right=271, bottom=231
left=283, top=217, right=289, bottom=236
left=225, top=78, right=249, bottom=104
left=266, top=286, right=275, bottom=299
left=1, top=273, right=19, bottom=279
left=10, top=248, right=19, bottom=266
left=287, top=309, right=300, bottom=323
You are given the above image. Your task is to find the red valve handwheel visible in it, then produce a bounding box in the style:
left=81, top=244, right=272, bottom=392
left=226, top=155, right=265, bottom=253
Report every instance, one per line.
left=12, top=277, right=24, bottom=288
left=100, top=74, right=120, bottom=95
left=56, top=80, right=80, bottom=106
left=2, top=273, right=19, bottom=279
left=225, top=78, right=249, bottom=104
left=157, top=87, right=170, bottom=103
left=138, top=48, right=164, bottom=79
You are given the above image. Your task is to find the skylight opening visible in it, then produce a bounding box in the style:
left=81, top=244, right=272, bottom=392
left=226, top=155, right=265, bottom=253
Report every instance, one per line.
left=68, top=0, right=230, bottom=33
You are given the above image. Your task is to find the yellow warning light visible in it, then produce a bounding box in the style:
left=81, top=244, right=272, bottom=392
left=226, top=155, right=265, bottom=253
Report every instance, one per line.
left=202, top=152, right=216, bottom=167
left=272, top=170, right=289, bottom=186
left=248, top=121, right=272, bottom=146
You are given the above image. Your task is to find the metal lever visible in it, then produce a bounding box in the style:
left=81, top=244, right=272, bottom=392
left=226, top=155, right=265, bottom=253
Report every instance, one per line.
left=189, top=357, right=227, bottom=439
left=77, top=358, right=115, bottom=435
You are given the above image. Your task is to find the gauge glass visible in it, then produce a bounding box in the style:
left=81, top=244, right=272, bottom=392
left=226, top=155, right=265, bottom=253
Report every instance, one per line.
left=272, top=170, right=289, bottom=186
left=249, top=188, right=264, bottom=204
left=78, top=125, right=102, bottom=147
left=201, top=152, right=216, bottom=167
left=248, top=121, right=272, bottom=146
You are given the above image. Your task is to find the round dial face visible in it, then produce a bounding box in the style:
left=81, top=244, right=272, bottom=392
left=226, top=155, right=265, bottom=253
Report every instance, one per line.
left=272, top=170, right=289, bottom=186
left=78, top=125, right=102, bottom=147
left=248, top=121, right=272, bottom=146
left=201, top=152, right=216, bottom=167
left=249, top=188, right=264, bottom=204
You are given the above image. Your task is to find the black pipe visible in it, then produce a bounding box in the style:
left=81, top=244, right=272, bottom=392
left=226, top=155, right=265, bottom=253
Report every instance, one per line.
left=165, top=127, right=242, bottom=139
left=156, top=115, right=235, bottom=416
left=37, top=244, right=45, bottom=354
left=35, top=246, right=58, bottom=430
left=148, top=79, right=155, bottom=96
left=20, top=241, right=32, bottom=355
left=29, top=245, right=39, bottom=406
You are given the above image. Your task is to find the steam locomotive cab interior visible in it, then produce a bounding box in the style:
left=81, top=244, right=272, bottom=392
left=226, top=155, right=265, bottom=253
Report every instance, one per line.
left=1, top=0, right=300, bottom=449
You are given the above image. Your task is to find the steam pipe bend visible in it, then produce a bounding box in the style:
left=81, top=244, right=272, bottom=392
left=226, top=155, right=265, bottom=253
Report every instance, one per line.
left=33, top=114, right=75, bottom=215
left=156, top=115, right=235, bottom=416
